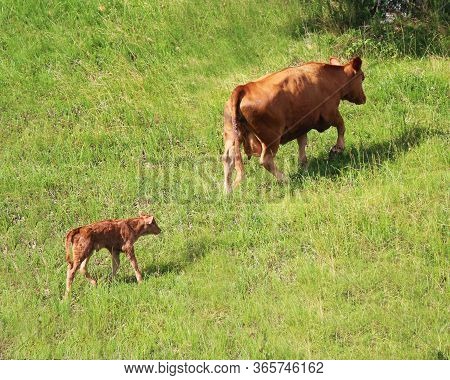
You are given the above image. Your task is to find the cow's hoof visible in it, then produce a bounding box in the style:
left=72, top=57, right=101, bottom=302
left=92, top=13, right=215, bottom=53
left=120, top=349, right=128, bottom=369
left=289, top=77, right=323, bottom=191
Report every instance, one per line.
left=329, top=146, right=344, bottom=159
left=299, top=160, right=309, bottom=171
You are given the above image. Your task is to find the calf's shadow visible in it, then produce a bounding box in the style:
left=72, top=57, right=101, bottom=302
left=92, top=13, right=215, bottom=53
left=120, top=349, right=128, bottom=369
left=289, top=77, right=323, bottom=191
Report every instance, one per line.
left=122, top=236, right=209, bottom=283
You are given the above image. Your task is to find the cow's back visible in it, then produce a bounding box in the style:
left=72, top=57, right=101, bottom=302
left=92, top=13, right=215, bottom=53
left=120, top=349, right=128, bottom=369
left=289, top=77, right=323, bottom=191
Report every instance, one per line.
left=239, top=63, right=342, bottom=142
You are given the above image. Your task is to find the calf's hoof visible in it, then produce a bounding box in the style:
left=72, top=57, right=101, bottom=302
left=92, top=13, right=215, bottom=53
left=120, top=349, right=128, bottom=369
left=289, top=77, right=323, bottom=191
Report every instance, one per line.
left=276, top=173, right=287, bottom=184
left=224, top=183, right=232, bottom=194
left=232, top=178, right=244, bottom=189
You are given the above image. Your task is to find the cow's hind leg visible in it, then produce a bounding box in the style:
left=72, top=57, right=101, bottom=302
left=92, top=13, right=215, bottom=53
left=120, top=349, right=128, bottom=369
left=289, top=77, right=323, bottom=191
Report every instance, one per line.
left=222, top=138, right=235, bottom=193
left=233, top=138, right=245, bottom=189
left=260, top=142, right=285, bottom=182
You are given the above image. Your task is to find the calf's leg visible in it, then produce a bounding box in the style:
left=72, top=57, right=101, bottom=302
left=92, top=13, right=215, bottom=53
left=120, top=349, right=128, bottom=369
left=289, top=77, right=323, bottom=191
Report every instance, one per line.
left=64, top=243, right=92, bottom=298
left=64, top=260, right=81, bottom=298
left=124, top=246, right=143, bottom=283
left=79, top=255, right=97, bottom=286
left=111, top=249, right=120, bottom=278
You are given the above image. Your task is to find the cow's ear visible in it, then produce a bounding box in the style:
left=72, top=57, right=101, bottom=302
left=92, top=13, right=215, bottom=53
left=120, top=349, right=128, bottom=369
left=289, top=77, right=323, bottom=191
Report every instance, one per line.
left=352, top=57, right=362, bottom=71
left=329, top=57, right=341, bottom=65
left=147, top=215, right=154, bottom=224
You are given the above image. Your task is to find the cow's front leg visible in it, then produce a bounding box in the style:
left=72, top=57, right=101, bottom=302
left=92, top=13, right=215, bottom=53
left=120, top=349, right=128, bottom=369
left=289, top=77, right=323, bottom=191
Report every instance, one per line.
left=297, top=134, right=308, bottom=169
left=124, top=245, right=143, bottom=283
left=330, top=112, right=345, bottom=157
left=260, top=142, right=285, bottom=183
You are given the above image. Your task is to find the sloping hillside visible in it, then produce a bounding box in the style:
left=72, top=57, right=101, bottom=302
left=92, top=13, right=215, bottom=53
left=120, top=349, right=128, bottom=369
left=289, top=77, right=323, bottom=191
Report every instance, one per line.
left=0, top=0, right=448, bottom=359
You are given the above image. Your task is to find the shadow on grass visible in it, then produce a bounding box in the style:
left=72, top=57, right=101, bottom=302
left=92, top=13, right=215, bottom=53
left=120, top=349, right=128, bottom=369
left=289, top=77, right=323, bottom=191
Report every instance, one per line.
left=142, top=261, right=185, bottom=277
left=121, top=261, right=184, bottom=284
left=289, top=126, right=445, bottom=189
left=122, top=237, right=209, bottom=283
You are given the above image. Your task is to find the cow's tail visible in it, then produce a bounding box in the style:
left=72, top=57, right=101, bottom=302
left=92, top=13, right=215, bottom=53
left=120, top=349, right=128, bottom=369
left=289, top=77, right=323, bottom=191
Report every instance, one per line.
left=65, top=228, right=78, bottom=269
left=230, top=85, right=246, bottom=168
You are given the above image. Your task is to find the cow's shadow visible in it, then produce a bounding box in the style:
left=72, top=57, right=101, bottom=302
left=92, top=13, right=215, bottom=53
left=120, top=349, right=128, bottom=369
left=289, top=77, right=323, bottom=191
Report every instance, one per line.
left=288, top=126, right=443, bottom=189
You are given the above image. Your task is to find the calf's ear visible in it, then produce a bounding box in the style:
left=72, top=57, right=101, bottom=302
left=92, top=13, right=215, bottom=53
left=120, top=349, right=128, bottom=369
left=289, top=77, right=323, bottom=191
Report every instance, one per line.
left=147, top=216, right=154, bottom=224
left=329, top=57, right=341, bottom=65
left=352, top=57, right=362, bottom=71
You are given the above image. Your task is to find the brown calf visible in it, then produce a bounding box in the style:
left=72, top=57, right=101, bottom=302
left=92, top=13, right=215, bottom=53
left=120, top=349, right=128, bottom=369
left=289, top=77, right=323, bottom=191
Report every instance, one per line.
left=222, top=57, right=366, bottom=192
left=64, top=214, right=161, bottom=298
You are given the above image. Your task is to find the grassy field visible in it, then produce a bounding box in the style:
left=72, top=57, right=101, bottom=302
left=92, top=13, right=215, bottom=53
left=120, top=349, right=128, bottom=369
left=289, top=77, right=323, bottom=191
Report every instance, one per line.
left=0, top=0, right=448, bottom=359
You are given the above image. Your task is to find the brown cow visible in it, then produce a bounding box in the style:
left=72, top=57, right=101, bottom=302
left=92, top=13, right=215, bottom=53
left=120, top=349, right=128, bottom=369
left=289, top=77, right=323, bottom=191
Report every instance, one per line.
left=64, top=214, right=161, bottom=298
left=222, top=57, right=366, bottom=192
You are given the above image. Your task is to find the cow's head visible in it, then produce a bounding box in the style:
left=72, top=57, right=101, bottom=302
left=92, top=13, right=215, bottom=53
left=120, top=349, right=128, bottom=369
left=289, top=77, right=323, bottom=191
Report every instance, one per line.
left=342, top=57, right=366, bottom=105
left=139, top=214, right=162, bottom=235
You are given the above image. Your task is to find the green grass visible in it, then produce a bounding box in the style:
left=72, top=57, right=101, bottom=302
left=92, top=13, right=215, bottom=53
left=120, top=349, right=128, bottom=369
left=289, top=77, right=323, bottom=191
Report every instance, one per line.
left=0, top=0, right=449, bottom=359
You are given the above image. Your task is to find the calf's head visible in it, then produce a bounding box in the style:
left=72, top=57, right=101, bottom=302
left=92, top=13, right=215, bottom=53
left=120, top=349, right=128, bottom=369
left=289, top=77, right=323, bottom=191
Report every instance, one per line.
left=343, top=57, right=366, bottom=105
left=138, top=215, right=162, bottom=235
